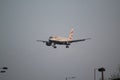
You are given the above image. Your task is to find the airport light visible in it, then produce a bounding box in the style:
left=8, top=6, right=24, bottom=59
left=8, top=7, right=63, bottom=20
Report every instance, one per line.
left=98, top=67, right=106, bottom=80
left=0, top=67, right=8, bottom=73
left=94, top=67, right=106, bottom=80
left=0, top=67, right=8, bottom=69
left=0, top=71, right=6, bottom=73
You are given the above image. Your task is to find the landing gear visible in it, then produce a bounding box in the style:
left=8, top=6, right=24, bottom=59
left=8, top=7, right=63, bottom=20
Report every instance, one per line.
left=52, top=43, right=57, bottom=48
left=53, top=45, right=57, bottom=48
left=66, top=45, right=69, bottom=48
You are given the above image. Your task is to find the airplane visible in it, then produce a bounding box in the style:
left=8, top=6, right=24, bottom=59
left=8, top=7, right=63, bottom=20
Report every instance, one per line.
left=36, top=29, right=91, bottom=48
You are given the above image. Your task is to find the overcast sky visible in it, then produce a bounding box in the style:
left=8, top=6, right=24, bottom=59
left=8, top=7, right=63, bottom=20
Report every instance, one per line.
left=0, top=0, right=120, bottom=80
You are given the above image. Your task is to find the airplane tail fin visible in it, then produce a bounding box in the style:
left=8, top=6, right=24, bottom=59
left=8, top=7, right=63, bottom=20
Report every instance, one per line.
left=68, top=28, right=74, bottom=41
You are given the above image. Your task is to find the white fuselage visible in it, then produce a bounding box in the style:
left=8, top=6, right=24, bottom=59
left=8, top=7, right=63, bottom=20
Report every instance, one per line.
left=49, top=36, right=71, bottom=42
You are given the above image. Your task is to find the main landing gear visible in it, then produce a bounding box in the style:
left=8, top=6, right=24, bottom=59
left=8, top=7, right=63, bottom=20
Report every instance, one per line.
left=52, top=43, right=57, bottom=48
left=51, top=43, right=69, bottom=48
left=53, top=45, right=57, bottom=48
left=53, top=45, right=69, bottom=48
left=66, top=45, right=69, bottom=48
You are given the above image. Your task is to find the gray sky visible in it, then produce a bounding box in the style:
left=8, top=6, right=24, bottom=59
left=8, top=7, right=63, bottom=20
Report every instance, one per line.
left=0, top=0, right=120, bottom=80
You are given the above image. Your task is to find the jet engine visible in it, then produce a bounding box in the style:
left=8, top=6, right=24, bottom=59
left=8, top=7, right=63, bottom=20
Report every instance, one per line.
left=46, top=42, right=52, bottom=46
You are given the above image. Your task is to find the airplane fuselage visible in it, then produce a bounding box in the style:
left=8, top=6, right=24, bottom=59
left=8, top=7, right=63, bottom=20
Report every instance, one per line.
left=49, top=36, right=70, bottom=42
left=43, top=36, right=71, bottom=48
left=49, top=40, right=71, bottom=45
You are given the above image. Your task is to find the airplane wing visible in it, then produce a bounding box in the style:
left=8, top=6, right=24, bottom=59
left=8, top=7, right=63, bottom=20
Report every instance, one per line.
left=69, top=38, right=91, bottom=43
left=36, top=40, right=48, bottom=43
